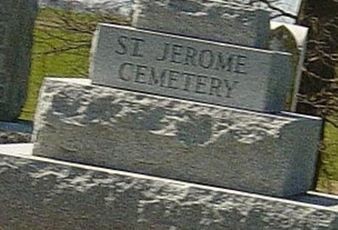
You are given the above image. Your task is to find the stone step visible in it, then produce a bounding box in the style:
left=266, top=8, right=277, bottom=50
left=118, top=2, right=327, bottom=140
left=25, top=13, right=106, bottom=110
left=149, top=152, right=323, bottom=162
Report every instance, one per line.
left=32, top=78, right=322, bottom=197
left=0, top=143, right=338, bottom=229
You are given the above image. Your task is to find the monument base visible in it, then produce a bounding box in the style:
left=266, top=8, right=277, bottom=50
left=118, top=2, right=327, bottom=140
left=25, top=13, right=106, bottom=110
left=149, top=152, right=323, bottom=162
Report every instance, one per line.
left=32, top=78, right=321, bottom=197
left=0, top=144, right=338, bottom=229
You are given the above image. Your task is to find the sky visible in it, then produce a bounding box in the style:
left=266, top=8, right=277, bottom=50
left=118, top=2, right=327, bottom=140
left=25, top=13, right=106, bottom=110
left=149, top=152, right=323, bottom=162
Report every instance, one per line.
left=265, top=0, right=303, bottom=23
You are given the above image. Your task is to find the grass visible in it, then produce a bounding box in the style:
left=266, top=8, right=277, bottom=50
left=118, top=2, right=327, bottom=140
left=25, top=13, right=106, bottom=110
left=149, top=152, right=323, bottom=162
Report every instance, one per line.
left=317, top=124, right=338, bottom=195
left=20, top=31, right=90, bottom=120
left=316, top=120, right=338, bottom=193
left=317, top=69, right=338, bottom=190
left=325, top=124, right=338, bottom=179
left=19, top=7, right=338, bottom=193
left=20, top=7, right=129, bottom=120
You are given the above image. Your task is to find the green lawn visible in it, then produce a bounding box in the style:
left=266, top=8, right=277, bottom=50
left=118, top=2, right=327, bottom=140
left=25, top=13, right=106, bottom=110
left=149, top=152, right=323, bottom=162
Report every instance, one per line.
left=20, top=30, right=90, bottom=120
left=20, top=8, right=338, bottom=193
left=20, top=8, right=128, bottom=120
left=317, top=67, right=338, bottom=187
left=315, top=122, right=338, bottom=193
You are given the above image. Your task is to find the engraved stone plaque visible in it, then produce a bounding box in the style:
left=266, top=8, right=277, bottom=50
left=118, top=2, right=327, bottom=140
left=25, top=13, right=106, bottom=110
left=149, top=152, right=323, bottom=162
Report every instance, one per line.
left=90, top=23, right=292, bottom=112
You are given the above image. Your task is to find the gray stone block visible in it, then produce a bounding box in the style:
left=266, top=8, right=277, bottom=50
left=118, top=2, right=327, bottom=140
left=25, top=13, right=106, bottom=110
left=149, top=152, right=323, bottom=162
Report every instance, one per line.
left=0, top=0, right=38, bottom=121
left=32, top=78, right=322, bottom=197
left=90, top=23, right=292, bottom=112
left=270, top=22, right=309, bottom=111
left=132, top=0, right=270, bottom=48
left=1, top=145, right=338, bottom=229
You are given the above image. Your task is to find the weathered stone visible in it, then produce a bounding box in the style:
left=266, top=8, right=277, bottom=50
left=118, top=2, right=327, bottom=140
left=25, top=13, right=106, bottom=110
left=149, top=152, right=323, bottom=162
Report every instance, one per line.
left=1, top=144, right=338, bottom=229
left=270, top=22, right=309, bottom=111
left=90, top=23, right=292, bottom=112
left=270, top=24, right=300, bottom=110
left=132, top=0, right=270, bottom=48
left=0, top=0, right=38, bottom=121
left=32, top=78, right=322, bottom=197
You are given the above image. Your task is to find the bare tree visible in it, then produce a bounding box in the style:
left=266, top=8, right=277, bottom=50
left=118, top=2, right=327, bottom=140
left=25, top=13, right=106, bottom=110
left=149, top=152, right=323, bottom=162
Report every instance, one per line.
left=35, top=1, right=130, bottom=76
left=297, top=0, right=338, bottom=192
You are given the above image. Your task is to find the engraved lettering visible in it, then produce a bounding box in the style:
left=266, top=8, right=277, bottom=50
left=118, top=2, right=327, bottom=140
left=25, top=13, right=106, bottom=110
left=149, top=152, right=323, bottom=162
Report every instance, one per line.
left=199, top=49, right=214, bottom=69
left=182, top=72, right=195, bottom=92
left=167, top=70, right=180, bottom=89
left=171, top=44, right=183, bottom=64
left=115, top=35, right=128, bottom=55
left=184, top=47, right=198, bottom=66
left=214, top=53, right=234, bottom=72
left=209, top=77, right=222, bottom=97
left=112, top=36, right=248, bottom=103
left=224, top=80, right=239, bottom=98
left=135, top=65, right=147, bottom=84
left=118, top=62, right=133, bottom=81
left=195, top=75, right=208, bottom=94
left=118, top=62, right=240, bottom=99
left=149, top=67, right=167, bottom=87
left=235, top=55, right=247, bottom=74
left=156, top=43, right=169, bottom=61
left=131, top=37, right=145, bottom=57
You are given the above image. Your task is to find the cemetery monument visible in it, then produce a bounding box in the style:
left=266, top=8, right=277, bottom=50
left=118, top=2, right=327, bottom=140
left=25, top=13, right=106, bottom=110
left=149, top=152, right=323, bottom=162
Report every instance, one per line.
left=1, top=0, right=338, bottom=228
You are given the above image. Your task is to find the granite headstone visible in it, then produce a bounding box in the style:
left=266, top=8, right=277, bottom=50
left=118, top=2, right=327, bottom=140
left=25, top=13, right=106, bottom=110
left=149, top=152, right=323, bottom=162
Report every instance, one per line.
left=0, top=0, right=38, bottom=121
left=270, top=22, right=309, bottom=111
left=132, top=0, right=270, bottom=48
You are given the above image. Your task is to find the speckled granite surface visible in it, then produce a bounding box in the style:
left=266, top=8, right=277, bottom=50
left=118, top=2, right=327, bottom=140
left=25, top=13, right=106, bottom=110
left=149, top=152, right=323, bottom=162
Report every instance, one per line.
left=32, top=78, right=321, bottom=197
left=132, top=0, right=270, bottom=48
left=0, top=144, right=338, bottom=229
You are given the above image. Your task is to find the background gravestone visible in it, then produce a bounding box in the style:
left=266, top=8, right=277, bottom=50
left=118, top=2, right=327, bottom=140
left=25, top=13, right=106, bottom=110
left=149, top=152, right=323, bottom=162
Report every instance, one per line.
left=0, top=0, right=38, bottom=121
left=132, top=0, right=270, bottom=48
left=270, top=23, right=309, bottom=111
